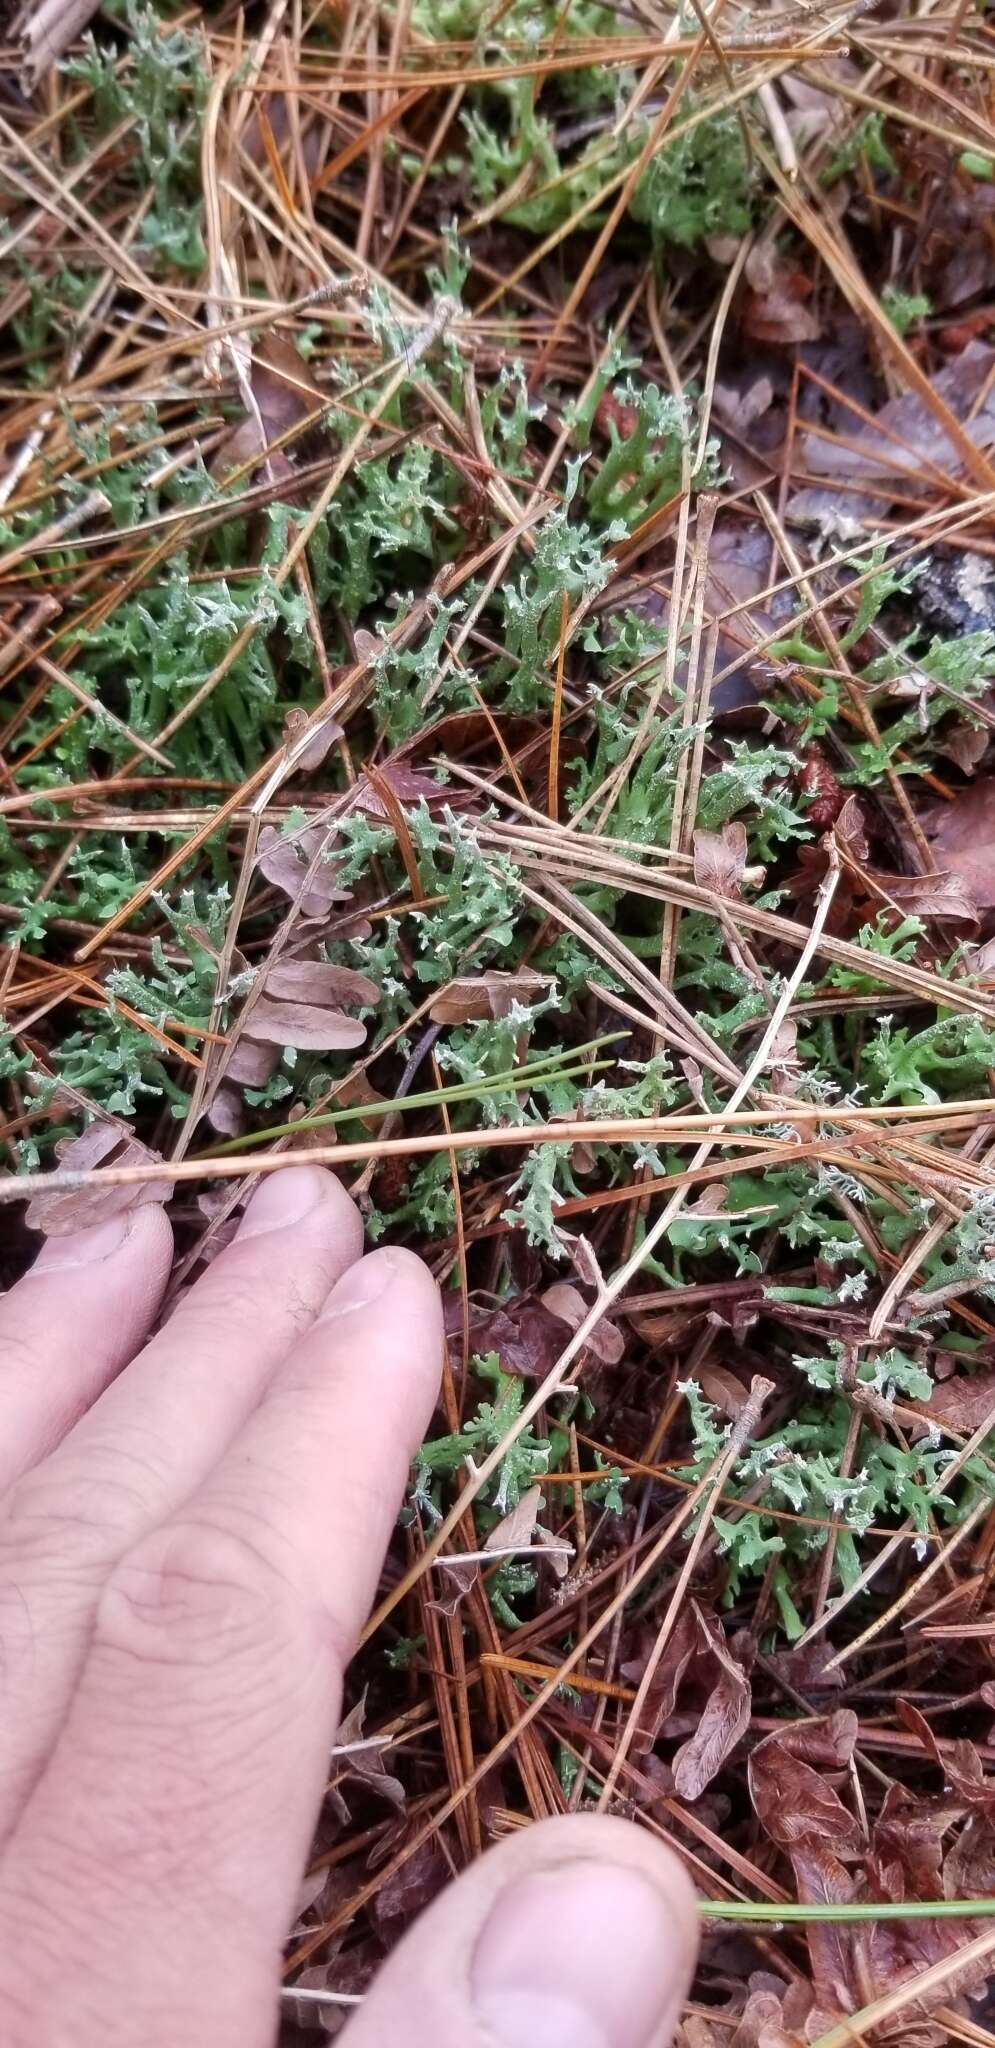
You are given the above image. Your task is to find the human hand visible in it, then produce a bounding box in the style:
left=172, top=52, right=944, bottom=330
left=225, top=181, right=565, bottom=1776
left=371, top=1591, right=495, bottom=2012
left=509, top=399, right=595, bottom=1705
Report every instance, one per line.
left=0, top=1163, right=697, bottom=2047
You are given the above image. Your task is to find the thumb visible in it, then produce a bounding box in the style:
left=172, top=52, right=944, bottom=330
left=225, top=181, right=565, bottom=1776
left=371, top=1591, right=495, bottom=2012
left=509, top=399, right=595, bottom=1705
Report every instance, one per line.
left=339, top=1815, right=699, bottom=2048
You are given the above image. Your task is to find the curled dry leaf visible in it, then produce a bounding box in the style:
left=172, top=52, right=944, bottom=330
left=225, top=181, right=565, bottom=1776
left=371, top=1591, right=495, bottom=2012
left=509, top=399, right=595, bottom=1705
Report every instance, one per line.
left=283, top=705, right=344, bottom=776
left=213, top=334, right=326, bottom=482
left=256, top=822, right=354, bottom=921
left=428, top=968, right=554, bottom=1025
left=940, top=720, right=988, bottom=777
left=541, top=1279, right=625, bottom=1365
left=427, top=1556, right=479, bottom=1618
left=560, top=1228, right=606, bottom=1293
left=327, top=1693, right=406, bottom=1827
left=742, top=249, right=820, bottom=346
left=693, top=821, right=765, bottom=901
left=369, top=1840, right=450, bottom=1942
left=484, top=1480, right=573, bottom=1579
left=833, top=793, right=980, bottom=928
left=24, top=1120, right=174, bottom=1236
left=899, top=1697, right=995, bottom=1819
left=442, top=1291, right=570, bottom=1380
left=830, top=793, right=870, bottom=866
left=208, top=829, right=378, bottom=1134
left=799, top=746, right=846, bottom=829
left=748, top=1710, right=861, bottom=1851
left=622, top=1603, right=752, bottom=1786
left=671, top=1608, right=752, bottom=1802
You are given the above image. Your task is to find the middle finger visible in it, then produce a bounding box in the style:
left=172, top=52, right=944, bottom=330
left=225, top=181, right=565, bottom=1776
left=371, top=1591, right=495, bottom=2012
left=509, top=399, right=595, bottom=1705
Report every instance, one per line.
left=0, top=1166, right=362, bottom=1842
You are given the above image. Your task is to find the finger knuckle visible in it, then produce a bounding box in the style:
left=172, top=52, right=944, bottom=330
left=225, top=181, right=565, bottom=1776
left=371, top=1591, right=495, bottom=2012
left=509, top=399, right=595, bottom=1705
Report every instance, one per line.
left=96, top=1515, right=307, bottom=1670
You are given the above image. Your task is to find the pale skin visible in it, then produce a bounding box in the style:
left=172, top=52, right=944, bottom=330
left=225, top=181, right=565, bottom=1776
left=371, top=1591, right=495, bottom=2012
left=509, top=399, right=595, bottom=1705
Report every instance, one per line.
left=0, top=1162, right=698, bottom=2047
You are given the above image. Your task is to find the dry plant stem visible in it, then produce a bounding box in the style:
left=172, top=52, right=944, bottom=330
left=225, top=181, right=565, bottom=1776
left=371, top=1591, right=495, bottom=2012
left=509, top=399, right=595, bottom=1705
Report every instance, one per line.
left=10, top=1095, right=995, bottom=1204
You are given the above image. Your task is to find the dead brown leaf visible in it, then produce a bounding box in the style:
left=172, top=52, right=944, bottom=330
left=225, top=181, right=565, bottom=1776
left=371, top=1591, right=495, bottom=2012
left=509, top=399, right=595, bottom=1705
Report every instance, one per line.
left=256, top=822, right=355, bottom=920
left=742, top=249, right=821, bottom=346
left=327, top=1694, right=406, bottom=1827
left=484, top=1480, right=572, bottom=1578
left=622, top=1603, right=752, bottom=1785
left=24, top=1120, right=174, bottom=1235
left=801, top=340, right=995, bottom=493
left=922, top=778, right=995, bottom=907
left=214, top=335, right=327, bottom=480
left=442, top=1293, right=569, bottom=1380
left=671, top=1607, right=752, bottom=1800
left=428, top=969, right=554, bottom=1024
left=540, top=1279, right=624, bottom=1365
left=693, top=821, right=765, bottom=901
left=749, top=1711, right=861, bottom=1851
left=926, top=1370, right=995, bottom=1433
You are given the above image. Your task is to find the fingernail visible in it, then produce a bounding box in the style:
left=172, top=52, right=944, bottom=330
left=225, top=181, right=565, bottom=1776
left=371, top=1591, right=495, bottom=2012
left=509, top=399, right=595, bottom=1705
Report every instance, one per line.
left=238, top=1166, right=333, bottom=1238
left=33, top=1209, right=135, bottom=1271
left=471, top=1863, right=683, bottom=2048
left=318, top=1248, right=395, bottom=1319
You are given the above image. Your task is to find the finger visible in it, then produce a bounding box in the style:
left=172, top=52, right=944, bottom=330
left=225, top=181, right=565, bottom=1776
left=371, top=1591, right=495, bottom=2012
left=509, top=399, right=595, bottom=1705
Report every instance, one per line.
left=0, top=1246, right=443, bottom=2048
left=339, top=1816, right=699, bottom=2048
left=0, top=1206, right=173, bottom=1490
left=0, top=1165, right=362, bottom=1841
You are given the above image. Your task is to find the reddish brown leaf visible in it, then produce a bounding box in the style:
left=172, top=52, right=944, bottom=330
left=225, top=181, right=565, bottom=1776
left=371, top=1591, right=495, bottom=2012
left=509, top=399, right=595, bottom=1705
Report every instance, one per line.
left=256, top=823, right=353, bottom=918
left=831, top=794, right=870, bottom=865
left=696, top=1362, right=750, bottom=1418
left=595, top=387, right=640, bottom=439
left=246, top=1000, right=368, bottom=1051
left=443, top=1294, right=570, bottom=1380
left=869, top=866, right=980, bottom=927
left=940, top=721, right=989, bottom=776
left=369, top=1840, right=448, bottom=1941
left=352, top=763, right=473, bottom=818
left=742, top=252, right=820, bottom=345
left=225, top=1037, right=280, bottom=1087
left=749, top=1712, right=861, bottom=1851
left=250, top=334, right=325, bottom=444
left=798, top=746, right=845, bottom=829
left=622, top=1607, right=699, bottom=1755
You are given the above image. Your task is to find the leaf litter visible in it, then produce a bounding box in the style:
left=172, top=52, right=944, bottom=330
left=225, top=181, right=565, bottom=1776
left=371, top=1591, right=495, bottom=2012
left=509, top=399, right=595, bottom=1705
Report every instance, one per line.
left=9, top=1, right=995, bottom=2041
